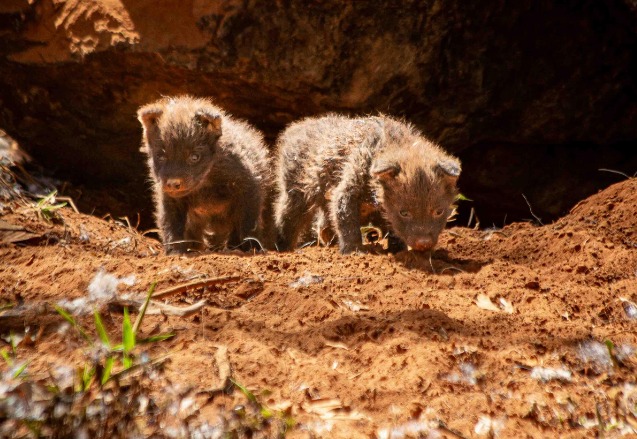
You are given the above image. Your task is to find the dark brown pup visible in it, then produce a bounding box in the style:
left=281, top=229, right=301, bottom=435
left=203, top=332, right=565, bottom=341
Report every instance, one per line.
left=138, top=96, right=272, bottom=254
left=274, top=114, right=461, bottom=254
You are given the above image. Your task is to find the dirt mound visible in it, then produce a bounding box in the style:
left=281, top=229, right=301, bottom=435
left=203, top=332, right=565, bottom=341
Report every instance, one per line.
left=567, top=177, right=637, bottom=247
left=1, top=179, right=637, bottom=437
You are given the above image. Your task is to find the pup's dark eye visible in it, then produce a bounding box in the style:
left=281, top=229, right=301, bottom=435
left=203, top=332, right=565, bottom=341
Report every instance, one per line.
left=399, top=210, right=410, bottom=218
left=156, top=153, right=167, bottom=163
left=189, top=153, right=201, bottom=163
left=432, top=208, right=445, bottom=217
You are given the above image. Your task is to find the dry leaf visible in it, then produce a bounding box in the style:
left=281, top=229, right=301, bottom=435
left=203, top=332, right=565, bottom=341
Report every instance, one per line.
left=498, top=297, right=515, bottom=314
left=0, top=220, right=40, bottom=244
left=476, top=294, right=514, bottom=314
left=475, top=294, right=500, bottom=312
left=304, top=398, right=342, bottom=411
left=620, top=297, right=637, bottom=319
left=268, top=400, right=294, bottom=412
left=342, top=299, right=368, bottom=312
left=325, top=341, right=349, bottom=350
left=301, top=398, right=369, bottom=421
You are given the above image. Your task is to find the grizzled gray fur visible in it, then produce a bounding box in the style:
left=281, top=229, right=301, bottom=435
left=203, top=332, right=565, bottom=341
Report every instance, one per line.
left=274, top=114, right=461, bottom=254
left=138, top=96, right=272, bottom=254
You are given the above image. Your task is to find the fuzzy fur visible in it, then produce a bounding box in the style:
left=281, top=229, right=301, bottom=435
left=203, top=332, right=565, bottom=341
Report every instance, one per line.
left=274, top=114, right=461, bottom=254
left=138, top=95, right=273, bottom=253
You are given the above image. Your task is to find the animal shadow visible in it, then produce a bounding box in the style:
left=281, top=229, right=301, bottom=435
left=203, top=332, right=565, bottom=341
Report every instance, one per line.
left=392, top=248, right=488, bottom=274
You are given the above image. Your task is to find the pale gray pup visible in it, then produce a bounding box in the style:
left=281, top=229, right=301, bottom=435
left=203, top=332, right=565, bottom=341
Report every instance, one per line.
left=274, top=114, right=461, bottom=254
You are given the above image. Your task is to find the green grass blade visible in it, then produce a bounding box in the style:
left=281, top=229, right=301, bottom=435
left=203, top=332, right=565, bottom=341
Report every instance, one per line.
left=23, top=420, right=41, bottom=436
left=0, top=302, right=14, bottom=312
left=260, top=406, right=273, bottom=419
left=122, top=307, right=135, bottom=353
left=456, top=193, right=473, bottom=202
left=47, top=202, right=67, bottom=211
left=12, top=361, right=29, bottom=379
left=604, top=339, right=619, bottom=367
left=82, top=364, right=95, bottom=391
left=101, top=357, right=114, bottom=385
left=37, top=190, right=57, bottom=207
left=229, top=379, right=277, bottom=422
left=138, top=333, right=175, bottom=344
left=55, top=305, right=92, bottom=344
left=0, top=348, right=12, bottom=366
left=132, top=282, right=156, bottom=335
left=54, top=305, right=76, bottom=326
left=284, top=416, right=297, bottom=430
left=230, top=378, right=258, bottom=404
left=94, top=309, right=111, bottom=348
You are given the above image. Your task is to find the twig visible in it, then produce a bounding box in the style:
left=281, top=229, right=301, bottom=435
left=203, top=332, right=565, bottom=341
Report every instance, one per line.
left=0, top=302, right=58, bottom=329
left=55, top=196, right=79, bottom=214
left=151, top=276, right=240, bottom=299
left=598, top=168, right=633, bottom=179
left=145, top=300, right=207, bottom=317
left=239, top=236, right=264, bottom=251
left=106, top=352, right=172, bottom=383
left=299, top=240, right=317, bottom=249
left=467, top=207, right=475, bottom=228
left=118, top=216, right=133, bottom=232
left=440, top=266, right=466, bottom=274
left=521, top=194, right=543, bottom=226
left=471, top=207, right=481, bottom=230
left=162, top=239, right=202, bottom=250
left=480, top=228, right=510, bottom=240
left=1, top=297, right=209, bottom=329
left=1, top=277, right=242, bottom=328
left=111, top=298, right=208, bottom=317
left=437, top=420, right=470, bottom=439
left=446, top=230, right=479, bottom=241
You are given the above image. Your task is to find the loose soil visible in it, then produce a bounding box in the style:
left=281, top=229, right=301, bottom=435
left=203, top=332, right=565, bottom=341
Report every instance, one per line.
left=1, top=179, right=637, bottom=438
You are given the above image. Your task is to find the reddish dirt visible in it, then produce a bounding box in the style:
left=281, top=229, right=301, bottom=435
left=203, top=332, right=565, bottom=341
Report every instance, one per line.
left=1, top=179, right=637, bottom=438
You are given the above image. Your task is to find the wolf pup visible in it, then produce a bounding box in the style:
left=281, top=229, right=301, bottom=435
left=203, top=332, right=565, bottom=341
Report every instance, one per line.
left=138, top=96, right=272, bottom=254
left=274, top=114, right=461, bottom=254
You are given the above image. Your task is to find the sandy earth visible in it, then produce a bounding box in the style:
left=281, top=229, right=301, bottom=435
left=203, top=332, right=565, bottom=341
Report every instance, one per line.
left=1, top=178, right=637, bottom=438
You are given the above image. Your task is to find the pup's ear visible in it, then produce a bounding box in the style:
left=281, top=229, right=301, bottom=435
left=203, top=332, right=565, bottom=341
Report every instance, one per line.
left=137, top=105, right=163, bottom=153
left=194, top=110, right=222, bottom=136
left=137, top=105, right=163, bottom=131
left=435, top=158, right=461, bottom=190
left=371, top=160, right=401, bottom=182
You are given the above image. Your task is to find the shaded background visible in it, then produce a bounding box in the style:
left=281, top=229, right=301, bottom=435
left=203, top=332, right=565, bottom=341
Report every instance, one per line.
left=1, top=0, right=636, bottom=228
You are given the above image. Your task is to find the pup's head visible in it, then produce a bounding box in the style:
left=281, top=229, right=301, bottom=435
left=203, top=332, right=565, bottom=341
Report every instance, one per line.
left=138, top=96, right=223, bottom=198
left=371, top=147, right=460, bottom=252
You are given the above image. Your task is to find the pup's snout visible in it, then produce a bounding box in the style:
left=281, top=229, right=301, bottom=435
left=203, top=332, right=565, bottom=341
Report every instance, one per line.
left=411, top=236, right=435, bottom=251
left=165, top=178, right=183, bottom=191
